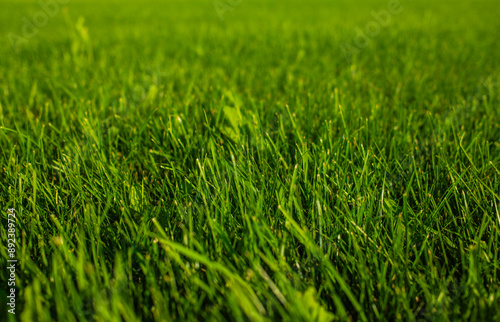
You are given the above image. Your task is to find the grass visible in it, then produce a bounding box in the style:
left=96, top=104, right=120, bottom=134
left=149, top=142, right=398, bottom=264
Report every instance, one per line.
left=0, top=0, right=499, bottom=320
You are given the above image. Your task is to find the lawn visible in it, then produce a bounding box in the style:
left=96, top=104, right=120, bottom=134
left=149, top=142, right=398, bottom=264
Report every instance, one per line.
left=0, top=0, right=499, bottom=320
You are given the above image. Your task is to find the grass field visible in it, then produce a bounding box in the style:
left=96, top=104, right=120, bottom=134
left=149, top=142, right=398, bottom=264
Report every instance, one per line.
left=1, top=0, right=499, bottom=320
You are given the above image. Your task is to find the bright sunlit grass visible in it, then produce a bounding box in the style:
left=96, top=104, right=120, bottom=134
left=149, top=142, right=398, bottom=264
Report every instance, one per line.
left=0, top=0, right=499, bottom=320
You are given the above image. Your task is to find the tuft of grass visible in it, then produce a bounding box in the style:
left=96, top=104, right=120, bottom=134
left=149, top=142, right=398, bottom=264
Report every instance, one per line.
left=0, top=0, right=499, bottom=320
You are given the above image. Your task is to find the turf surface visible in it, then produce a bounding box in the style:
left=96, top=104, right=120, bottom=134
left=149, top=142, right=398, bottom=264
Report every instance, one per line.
left=1, top=0, right=499, bottom=320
